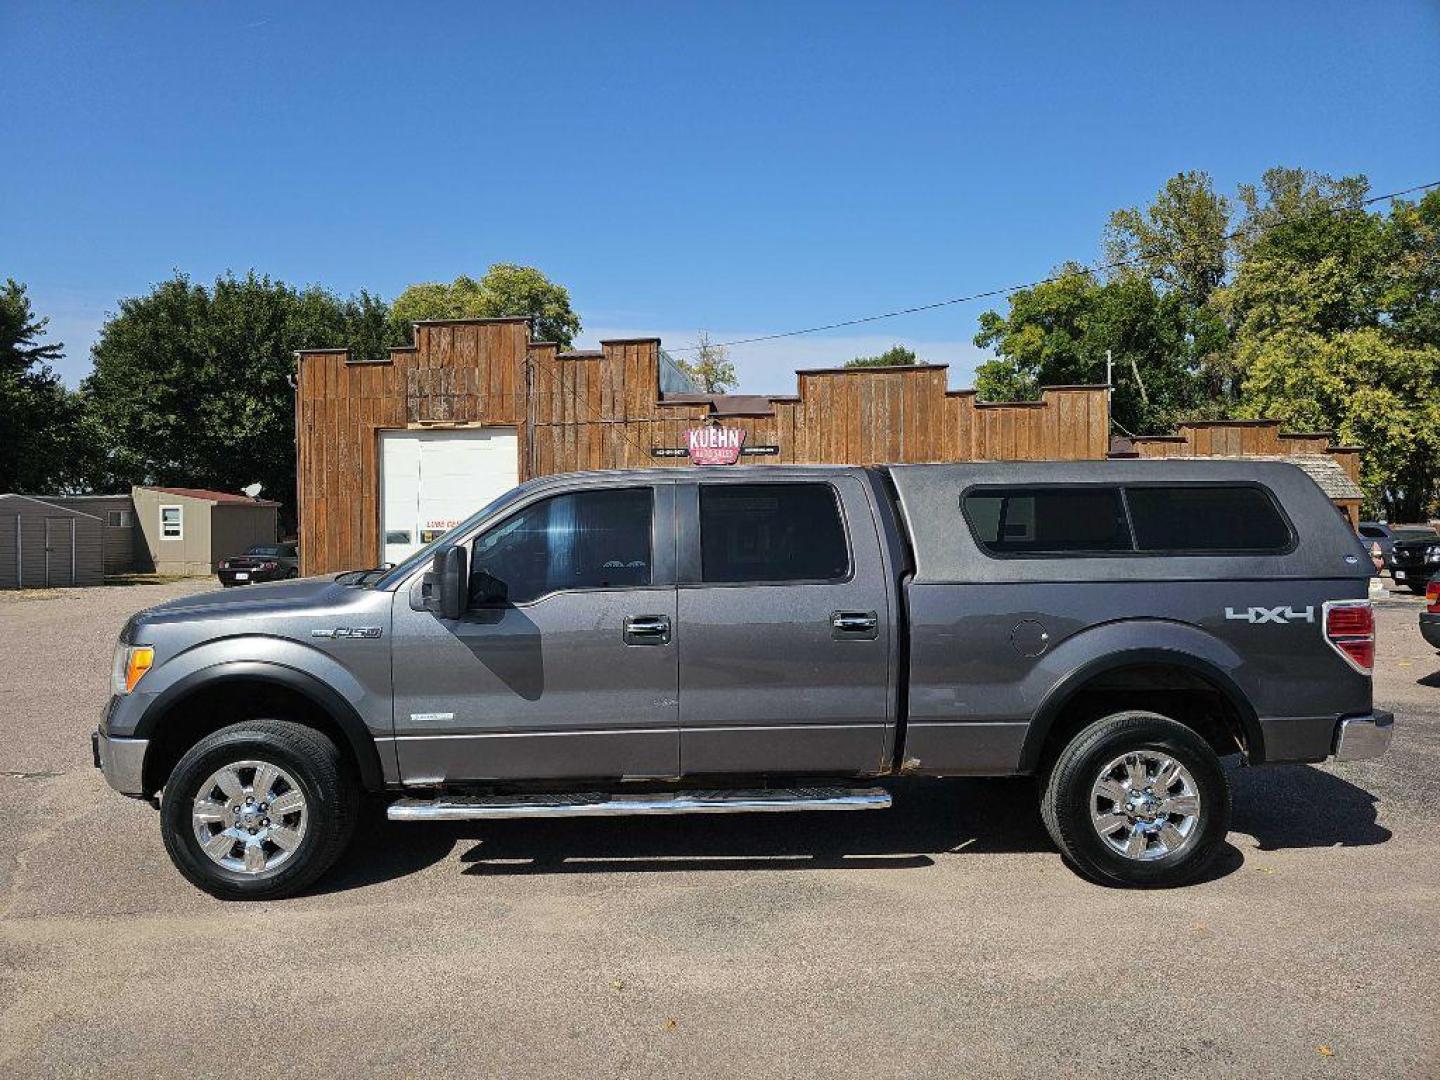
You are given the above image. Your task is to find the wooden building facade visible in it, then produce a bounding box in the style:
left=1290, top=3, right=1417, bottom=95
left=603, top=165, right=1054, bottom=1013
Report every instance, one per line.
left=295, top=316, right=1369, bottom=575
left=294, top=317, right=1110, bottom=575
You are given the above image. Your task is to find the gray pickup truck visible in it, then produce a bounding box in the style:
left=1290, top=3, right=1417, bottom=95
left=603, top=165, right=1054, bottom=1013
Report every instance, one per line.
left=95, top=461, right=1392, bottom=899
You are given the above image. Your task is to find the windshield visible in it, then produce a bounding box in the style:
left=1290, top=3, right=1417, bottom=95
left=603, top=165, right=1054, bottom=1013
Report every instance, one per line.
left=1394, top=528, right=1438, bottom=541
left=372, top=483, right=534, bottom=590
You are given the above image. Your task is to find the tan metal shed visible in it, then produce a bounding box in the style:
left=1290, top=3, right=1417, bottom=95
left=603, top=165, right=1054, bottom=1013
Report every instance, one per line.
left=0, top=494, right=106, bottom=589
left=132, top=486, right=280, bottom=575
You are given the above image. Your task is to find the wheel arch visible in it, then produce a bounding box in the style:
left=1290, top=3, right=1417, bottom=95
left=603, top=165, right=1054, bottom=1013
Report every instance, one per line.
left=1020, top=647, right=1265, bottom=774
left=137, top=661, right=386, bottom=795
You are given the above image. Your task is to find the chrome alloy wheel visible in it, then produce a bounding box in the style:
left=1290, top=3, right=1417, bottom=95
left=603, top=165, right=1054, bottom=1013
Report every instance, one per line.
left=191, top=759, right=308, bottom=875
left=1089, top=751, right=1201, bottom=862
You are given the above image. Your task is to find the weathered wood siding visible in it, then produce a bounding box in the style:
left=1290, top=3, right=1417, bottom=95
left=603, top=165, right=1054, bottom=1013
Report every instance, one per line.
left=296, top=317, right=1111, bottom=575
left=1129, top=421, right=1364, bottom=485
left=525, top=349, right=1108, bottom=473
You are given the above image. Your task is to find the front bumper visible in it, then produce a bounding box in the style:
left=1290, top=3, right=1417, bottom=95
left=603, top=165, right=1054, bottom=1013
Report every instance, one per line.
left=217, top=569, right=281, bottom=586
left=1421, top=612, right=1440, bottom=650
left=1333, top=710, right=1394, bottom=762
left=93, top=726, right=149, bottom=796
left=1387, top=561, right=1439, bottom=583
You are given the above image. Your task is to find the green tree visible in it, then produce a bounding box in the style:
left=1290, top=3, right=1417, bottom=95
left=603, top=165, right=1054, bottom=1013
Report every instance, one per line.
left=1222, top=168, right=1386, bottom=341
left=83, top=272, right=400, bottom=520
left=1105, top=170, right=1231, bottom=307
left=0, top=279, right=87, bottom=492
left=973, top=268, right=1205, bottom=433
left=1382, top=187, right=1440, bottom=349
left=1238, top=328, right=1440, bottom=519
left=844, top=344, right=919, bottom=368
left=391, top=264, right=581, bottom=348
left=674, top=331, right=737, bottom=393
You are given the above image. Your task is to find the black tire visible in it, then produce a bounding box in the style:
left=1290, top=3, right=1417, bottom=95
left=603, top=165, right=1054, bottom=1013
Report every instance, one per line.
left=1041, top=710, right=1231, bottom=887
left=160, top=720, right=357, bottom=900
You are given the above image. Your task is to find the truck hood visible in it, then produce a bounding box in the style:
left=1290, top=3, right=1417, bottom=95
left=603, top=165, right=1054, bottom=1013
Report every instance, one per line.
left=136, top=576, right=363, bottom=622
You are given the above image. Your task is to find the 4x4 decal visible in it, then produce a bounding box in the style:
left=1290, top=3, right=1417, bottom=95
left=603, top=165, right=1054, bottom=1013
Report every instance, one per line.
left=1224, top=606, right=1315, bottom=625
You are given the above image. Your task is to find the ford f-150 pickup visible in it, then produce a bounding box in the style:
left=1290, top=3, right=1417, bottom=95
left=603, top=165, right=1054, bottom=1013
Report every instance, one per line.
left=94, top=461, right=1392, bottom=898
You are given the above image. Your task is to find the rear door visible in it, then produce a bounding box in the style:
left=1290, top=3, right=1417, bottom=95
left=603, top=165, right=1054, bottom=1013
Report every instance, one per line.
left=676, top=474, right=893, bottom=776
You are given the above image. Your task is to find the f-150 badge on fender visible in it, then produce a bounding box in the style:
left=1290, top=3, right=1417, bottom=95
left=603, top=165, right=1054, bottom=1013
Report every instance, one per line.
left=1224, top=606, right=1315, bottom=625
left=311, top=626, right=383, bottom=639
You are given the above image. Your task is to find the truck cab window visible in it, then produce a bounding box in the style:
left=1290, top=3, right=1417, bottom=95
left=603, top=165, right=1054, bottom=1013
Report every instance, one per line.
left=468, top=487, right=653, bottom=605
left=699, top=482, right=849, bottom=583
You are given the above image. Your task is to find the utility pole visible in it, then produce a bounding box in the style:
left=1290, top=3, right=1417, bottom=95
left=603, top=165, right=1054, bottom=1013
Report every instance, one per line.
left=1105, top=349, right=1113, bottom=404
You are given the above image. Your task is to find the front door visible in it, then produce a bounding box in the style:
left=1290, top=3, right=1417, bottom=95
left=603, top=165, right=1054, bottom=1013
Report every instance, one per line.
left=390, top=483, right=679, bottom=783
left=677, top=477, right=893, bottom=776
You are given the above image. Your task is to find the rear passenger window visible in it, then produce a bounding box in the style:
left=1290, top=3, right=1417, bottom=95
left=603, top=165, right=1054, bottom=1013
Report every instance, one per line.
left=700, top=483, right=849, bottom=583
left=963, top=487, right=1131, bottom=555
left=1126, top=485, right=1292, bottom=553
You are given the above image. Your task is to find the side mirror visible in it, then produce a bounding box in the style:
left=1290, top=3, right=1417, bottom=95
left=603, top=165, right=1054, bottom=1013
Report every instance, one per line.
left=427, top=546, right=468, bottom=620
left=469, top=569, right=507, bottom=607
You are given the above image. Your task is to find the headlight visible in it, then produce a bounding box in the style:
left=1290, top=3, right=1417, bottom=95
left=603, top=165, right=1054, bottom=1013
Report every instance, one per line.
left=112, top=644, right=154, bottom=695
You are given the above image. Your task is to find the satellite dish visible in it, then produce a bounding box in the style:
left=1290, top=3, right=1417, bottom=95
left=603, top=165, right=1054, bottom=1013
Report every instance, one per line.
left=242, top=482, right=264, bottom=499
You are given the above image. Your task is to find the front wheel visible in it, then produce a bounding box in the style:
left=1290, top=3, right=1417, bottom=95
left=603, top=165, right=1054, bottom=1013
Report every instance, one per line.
left=1041, top=711, right=1231, bottom=887
left=160, top=720, right=357, bottom=900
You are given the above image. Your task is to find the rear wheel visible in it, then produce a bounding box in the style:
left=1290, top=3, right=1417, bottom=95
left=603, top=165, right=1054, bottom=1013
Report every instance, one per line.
left=160, top=720, right=357, bottom=900
left=1042, top=710, right=1230, bottom=887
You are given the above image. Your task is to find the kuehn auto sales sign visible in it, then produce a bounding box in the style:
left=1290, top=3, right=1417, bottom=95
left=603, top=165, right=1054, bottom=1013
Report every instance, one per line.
left=686, top=425, right=746, bottom=465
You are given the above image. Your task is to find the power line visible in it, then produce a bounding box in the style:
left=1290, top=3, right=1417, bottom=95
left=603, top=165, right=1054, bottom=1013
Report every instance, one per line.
left=665, top=178, right=1440, bottom=353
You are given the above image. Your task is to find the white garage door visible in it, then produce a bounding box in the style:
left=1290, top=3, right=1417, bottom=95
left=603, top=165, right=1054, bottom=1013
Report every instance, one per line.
left=380, top=428, right=519, bottom=565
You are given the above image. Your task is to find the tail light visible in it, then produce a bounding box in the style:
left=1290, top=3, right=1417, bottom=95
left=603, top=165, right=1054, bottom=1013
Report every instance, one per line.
left=1426, top=578, right=1440, bottom=614
left=219, top=561, right=229, bottom=570
left=1323, top=599, right=1375, bottom=674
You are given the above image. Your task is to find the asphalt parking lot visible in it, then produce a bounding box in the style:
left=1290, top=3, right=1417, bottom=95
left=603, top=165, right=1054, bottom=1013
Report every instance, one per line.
left=1, top=580, right=1436, bottom=1079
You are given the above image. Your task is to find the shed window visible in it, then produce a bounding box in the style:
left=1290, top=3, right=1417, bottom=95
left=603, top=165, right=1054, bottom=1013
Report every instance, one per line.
left=107, top=510, right=134, bottom=528
left=1125, top=485, right=1293, bottom=554
left=160, top=505, right=183, bottom=540
left=962, top=487, right=1130, bottom=555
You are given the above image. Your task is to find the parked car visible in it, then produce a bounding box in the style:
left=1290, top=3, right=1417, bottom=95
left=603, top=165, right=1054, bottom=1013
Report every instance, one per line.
left=1381, top=527, right=1440, bottom=593
left=94, top=461, right=1390, bottom=899
left=1422, top=576, right=1440, bottom=652
left=217, top=543, right=299, bottom=587
left=1358, top=521, right=1400, bottom=558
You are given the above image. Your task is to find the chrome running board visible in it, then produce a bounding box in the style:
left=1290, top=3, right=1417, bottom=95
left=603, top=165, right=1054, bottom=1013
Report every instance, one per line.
left=387, top=786, right=891, bottom=821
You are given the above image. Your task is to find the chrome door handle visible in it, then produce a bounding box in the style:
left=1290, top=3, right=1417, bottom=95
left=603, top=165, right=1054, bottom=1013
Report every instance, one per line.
left=623, top=615, right=672, bottom=645
left=831, top=611, right=878, bottom=639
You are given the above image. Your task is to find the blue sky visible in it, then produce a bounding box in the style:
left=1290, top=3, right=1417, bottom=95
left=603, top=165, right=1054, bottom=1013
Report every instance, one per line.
left=4, top=1, right=1438, bottom=391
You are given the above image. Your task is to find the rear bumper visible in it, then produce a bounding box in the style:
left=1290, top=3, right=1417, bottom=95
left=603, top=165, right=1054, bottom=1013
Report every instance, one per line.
left=1332, top=711, right=1394, bottom=762
left=93, top=726, right=149, bottom=796
left=1421, top=613, right=1440, bottom=650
